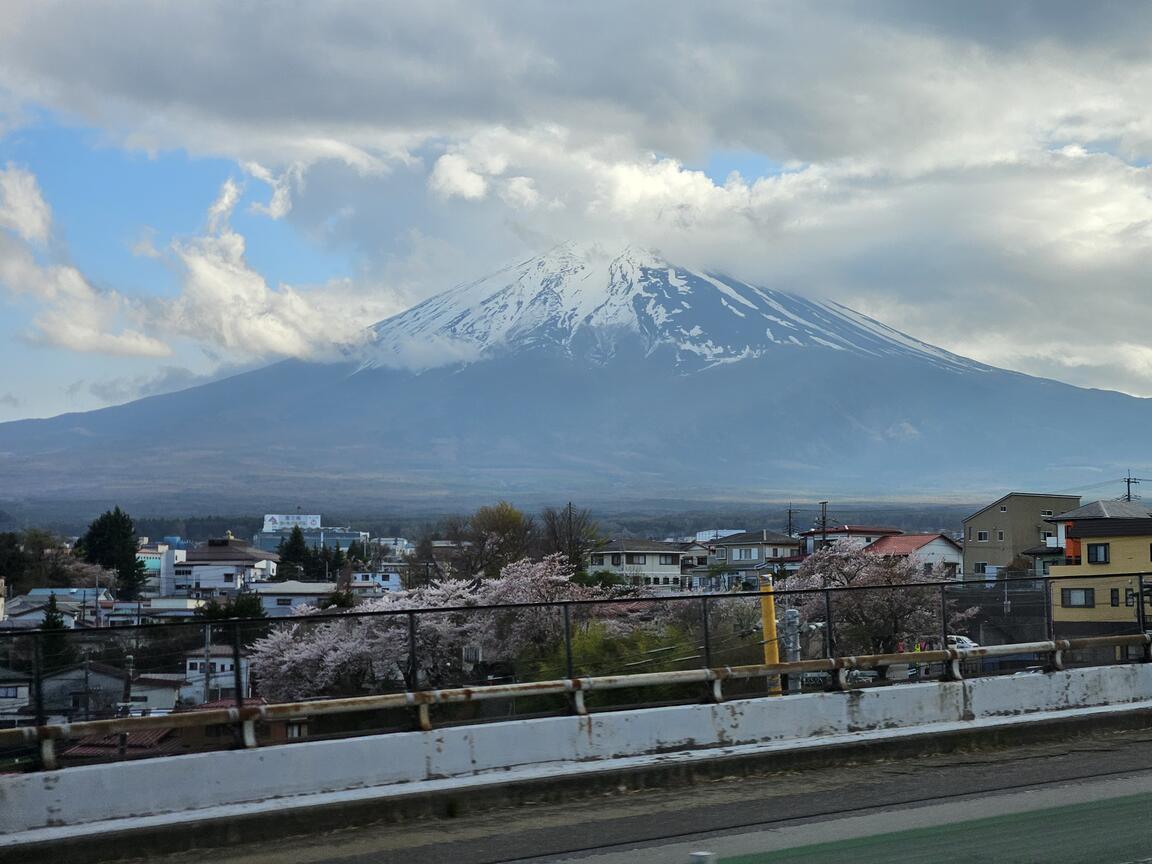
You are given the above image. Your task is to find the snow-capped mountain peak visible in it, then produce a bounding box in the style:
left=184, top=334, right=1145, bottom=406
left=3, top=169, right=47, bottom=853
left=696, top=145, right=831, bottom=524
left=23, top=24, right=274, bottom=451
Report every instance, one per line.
left=362, top=243, right=986, bottom=374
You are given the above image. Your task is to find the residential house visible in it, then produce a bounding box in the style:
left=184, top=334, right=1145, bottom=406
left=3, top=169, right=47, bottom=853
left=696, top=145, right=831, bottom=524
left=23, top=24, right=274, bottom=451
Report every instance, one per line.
left=590, top=541, right=689, bottom=589
left=249, top=581, right=339, bottom=616
left=962, top=492, right=1081, bottom=578
left=103, top=597, right=205, bottom=626
left=1046, top=500, right=1152, bottom=640
left=690, top=530, right=804, bottom=591
left=168, top=538, right=278, bottom=599
left=181, top=645, right=251, bottom=705
left=0, top=666, right=30, bottom=728
left=800, top=525, right=902, bottom=555
left=864, top=533, right=963, bottom=578
left=0, top=596, right=84, bottom=630
left=349, top=568, right=403, bottom=595
left=40, top=661, right=131, bottom=722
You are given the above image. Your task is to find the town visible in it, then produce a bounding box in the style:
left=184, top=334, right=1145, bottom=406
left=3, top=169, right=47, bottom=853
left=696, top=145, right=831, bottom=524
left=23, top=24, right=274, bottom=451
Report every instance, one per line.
left=1, top=488, right=1147, bottom=734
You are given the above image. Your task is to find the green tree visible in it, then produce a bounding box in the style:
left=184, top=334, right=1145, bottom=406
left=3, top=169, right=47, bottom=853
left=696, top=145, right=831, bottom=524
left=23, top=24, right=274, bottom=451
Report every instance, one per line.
left=196, top=594, right=267, bottom=620
left=39, top=593, right=78, bottom=672
left=277, top=525, right=309, bottom=580
left=77, top=507, right=148, bottom=600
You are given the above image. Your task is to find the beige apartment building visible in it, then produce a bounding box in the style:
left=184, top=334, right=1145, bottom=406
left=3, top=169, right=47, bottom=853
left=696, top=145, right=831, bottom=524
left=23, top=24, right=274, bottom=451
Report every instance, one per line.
left=962, top=492, right=1081, bottom=578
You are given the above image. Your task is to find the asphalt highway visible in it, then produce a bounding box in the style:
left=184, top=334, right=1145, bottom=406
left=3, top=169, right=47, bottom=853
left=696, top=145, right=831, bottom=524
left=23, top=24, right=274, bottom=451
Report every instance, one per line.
left=137, top=727, right=1152, bottom=864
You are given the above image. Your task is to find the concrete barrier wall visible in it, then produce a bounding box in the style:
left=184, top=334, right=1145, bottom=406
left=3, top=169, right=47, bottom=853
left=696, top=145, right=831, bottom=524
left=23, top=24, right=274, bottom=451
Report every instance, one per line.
left=3, top=664, right=1151, bottom=835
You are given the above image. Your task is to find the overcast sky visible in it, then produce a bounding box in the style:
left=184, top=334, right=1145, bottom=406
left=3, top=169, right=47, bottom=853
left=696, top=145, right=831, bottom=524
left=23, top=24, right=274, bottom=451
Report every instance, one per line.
left=3, top=1, right=1152, bottom=420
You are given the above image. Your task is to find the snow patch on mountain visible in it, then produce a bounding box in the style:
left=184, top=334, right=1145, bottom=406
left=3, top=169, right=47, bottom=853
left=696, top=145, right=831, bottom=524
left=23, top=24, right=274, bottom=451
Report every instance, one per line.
left=361, top=244, right=989, bottom=375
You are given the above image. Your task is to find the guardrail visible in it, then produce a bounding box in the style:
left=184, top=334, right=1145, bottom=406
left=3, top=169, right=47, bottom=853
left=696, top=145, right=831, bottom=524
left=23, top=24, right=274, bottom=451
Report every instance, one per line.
left=4, top=632, right=1148, bottom=771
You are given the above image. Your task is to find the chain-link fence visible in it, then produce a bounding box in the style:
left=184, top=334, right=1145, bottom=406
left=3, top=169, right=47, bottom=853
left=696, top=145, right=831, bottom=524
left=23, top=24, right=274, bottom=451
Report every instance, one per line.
left=2, top=571, right=1148, bottom=769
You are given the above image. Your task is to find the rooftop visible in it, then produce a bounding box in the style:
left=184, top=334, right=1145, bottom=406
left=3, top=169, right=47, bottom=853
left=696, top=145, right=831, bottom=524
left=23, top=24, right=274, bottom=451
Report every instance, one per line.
left=186, top=539, right=279, bottom=564
left=799, top=525, right=902, bottom=537
left=1051, top=500, right=1152, bottom=521
left=711, top=530, right=798, bottom=546
left=597, top=540, right=689, bottom=553
left=865, top=533, right=960, bottom=556
left=250, top=580, right=338, bottom=595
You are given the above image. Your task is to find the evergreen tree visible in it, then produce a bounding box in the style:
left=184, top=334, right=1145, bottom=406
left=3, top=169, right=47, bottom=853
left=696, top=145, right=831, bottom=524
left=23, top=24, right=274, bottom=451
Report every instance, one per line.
left=77, top=507, right=148, bottom=600
left=196, top=593, right=267, bottom=620
left=40, top=593, right=77, bottom=672
left=279, top=525, right=309, bottom=580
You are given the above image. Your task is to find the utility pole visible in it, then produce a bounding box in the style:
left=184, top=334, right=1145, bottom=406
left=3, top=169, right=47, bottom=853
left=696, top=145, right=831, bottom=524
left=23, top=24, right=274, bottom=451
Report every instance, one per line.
left=203, top=623, right=213, bottom=704
left=786, top=503, right=794, bottom=537
left=1126, top=470, right=1140, bottom=502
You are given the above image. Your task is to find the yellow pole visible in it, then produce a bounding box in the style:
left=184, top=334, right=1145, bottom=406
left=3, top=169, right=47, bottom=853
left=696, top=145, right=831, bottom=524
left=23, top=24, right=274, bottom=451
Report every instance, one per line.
left=760, top=574, right=781, bottom=694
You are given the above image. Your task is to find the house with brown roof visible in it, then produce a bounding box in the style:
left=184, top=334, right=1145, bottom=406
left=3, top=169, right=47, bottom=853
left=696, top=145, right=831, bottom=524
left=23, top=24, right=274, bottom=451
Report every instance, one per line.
left=864, top=533, right=963, bottom=578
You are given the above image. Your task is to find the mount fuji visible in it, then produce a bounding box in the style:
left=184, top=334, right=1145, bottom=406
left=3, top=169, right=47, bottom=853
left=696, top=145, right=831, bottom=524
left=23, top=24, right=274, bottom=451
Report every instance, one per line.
left=1, top=244, right=1149, bottom=514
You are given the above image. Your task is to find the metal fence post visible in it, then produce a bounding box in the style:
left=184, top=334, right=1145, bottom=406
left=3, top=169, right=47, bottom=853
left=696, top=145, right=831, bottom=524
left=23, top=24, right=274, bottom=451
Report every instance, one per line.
left=1043, top=578, right=1055, bottom=642
left=1138, top=575, right=1151, bottom=662
left=823, top=590, right=834, bottom=659
left=700, top=597, right=712, bottom=668
left=231, top=621, right=247, bottom=745
left=32, top=632, right=45, bottom=728
left=406, top=612, right=418, bottom=689
left=939, top=583, right=949, bottom=648
left=562, top=603, right=574, bottom=679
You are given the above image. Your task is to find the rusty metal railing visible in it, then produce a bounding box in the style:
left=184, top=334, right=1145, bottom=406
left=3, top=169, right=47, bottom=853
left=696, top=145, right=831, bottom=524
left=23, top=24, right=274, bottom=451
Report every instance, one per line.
left=3, top=632, right=1149, bottom=771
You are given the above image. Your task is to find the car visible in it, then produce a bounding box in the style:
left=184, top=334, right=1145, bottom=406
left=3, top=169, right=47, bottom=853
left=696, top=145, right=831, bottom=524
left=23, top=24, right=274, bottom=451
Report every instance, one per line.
left=947, top=635, right=980, bottom=650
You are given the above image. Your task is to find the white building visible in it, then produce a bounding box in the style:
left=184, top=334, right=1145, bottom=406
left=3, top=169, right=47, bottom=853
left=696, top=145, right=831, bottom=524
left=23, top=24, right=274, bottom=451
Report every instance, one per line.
left=0, top=666, right=30, bottom=727
left=181, top=646, right=251, bottom=705
left=136, top=544, right=187, bottom=598
left=250, top=581, right=339, bottom=617
left=350, top=569, right=403, bottom=594
left=167, top=539, right=278, bottom=599
left=589, top=540, right=690, bottom=590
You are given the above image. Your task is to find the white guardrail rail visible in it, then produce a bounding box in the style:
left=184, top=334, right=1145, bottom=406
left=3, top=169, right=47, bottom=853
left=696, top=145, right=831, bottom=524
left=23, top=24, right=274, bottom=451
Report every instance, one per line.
left=2, top=633, right=1149, bottom=770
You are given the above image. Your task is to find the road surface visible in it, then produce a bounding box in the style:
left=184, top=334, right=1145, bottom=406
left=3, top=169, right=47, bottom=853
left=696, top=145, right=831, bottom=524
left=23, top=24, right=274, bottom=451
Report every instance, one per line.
left=137, top=726, right=1152, bottom=864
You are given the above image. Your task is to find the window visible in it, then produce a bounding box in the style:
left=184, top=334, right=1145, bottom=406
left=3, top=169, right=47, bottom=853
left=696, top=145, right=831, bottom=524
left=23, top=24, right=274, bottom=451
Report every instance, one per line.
left=1086, top=543, right=1110, bottom=564
left=973, top=562, right=987, bottom=575
left=625, top=553, right=646, bottom=565
left=1111, top=588, right=1121, bottom=607
left=1042, top=510, right=1053, bottom=517
left=659, top=554, right=678, bottom=565
left=1000, top=505, right=1007, bottom=512
left=715, top=547, right=727, bottom=560
left=1127, top=588, right=1137, bottom=607
left=1042, top=531, right=1054, bottom=540
left=590, top=554, right=604, bottom=566
left=1061, top=588, right=1095, bottom=608
left=0, top=686, right=18, bottom=699
left=966, top=526, right=972, bottom=540
left=997, top=531, right=1004, bottom=541
left=611, top=554, right=622, bottom=566
left=276, top=597, right=293, bottom=606
left=733, top=547, right=757, bottom=561
left=977, top=531, right=989, bottom=542
left=673, top=577, right=681, bottom=585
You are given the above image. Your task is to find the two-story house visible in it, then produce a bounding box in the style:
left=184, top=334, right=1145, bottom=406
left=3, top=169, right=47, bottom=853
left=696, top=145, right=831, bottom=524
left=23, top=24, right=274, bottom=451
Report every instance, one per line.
left=1046, top=499, right=1152, bottom=640
left=250, top=581, right=339, bottom=616
left=168, top=539, right=278, bottom=599
left=962, top=492, right=1081, bottom=579
left=182, top=645, right=252, bottom=705
left=689, top=530, right=804, bottom=591
left=589, top=540, right=690, bottom=590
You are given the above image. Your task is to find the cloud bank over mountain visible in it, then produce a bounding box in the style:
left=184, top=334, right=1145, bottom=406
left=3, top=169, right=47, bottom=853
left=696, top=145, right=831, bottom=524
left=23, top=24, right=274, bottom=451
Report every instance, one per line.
left=3, top=3, right=1152, bottom=416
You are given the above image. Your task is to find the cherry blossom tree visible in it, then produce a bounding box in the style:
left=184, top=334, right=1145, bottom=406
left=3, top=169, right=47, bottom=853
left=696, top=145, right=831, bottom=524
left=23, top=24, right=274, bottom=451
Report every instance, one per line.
left=248, top=554, right=637, bottom=701
left=787, top=546, right=970, bottom=656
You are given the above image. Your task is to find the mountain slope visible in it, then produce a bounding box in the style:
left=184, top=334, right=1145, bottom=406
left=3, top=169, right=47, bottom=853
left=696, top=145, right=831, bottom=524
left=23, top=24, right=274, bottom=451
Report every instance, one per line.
left=364, top=244, right=985, bottom=374
left=0, top=245, right=1148, bottom=515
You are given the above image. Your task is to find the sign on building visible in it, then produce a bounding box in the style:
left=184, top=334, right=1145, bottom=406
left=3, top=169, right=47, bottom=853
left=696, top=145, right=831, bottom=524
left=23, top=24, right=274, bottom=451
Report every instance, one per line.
left=263, top=514, right=322, bottom=532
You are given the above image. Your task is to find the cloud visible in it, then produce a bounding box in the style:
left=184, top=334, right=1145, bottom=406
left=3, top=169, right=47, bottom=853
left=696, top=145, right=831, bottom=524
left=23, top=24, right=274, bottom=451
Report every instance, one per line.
left=156, top=179, right=404, bottom=361
left=8, top=4, right=1152, bottom=394
left=429, top=153, right=488, bottom=200
left=85, top=364, right=242, bottom=405
left=0, top=163, right=51, bottom=244
left=0, top=392, right=19, bottom=408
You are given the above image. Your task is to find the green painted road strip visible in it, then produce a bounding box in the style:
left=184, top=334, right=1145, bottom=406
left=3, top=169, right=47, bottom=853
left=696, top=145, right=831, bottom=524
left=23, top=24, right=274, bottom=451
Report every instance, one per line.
left=724, top=791, right=1152, bottom=864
